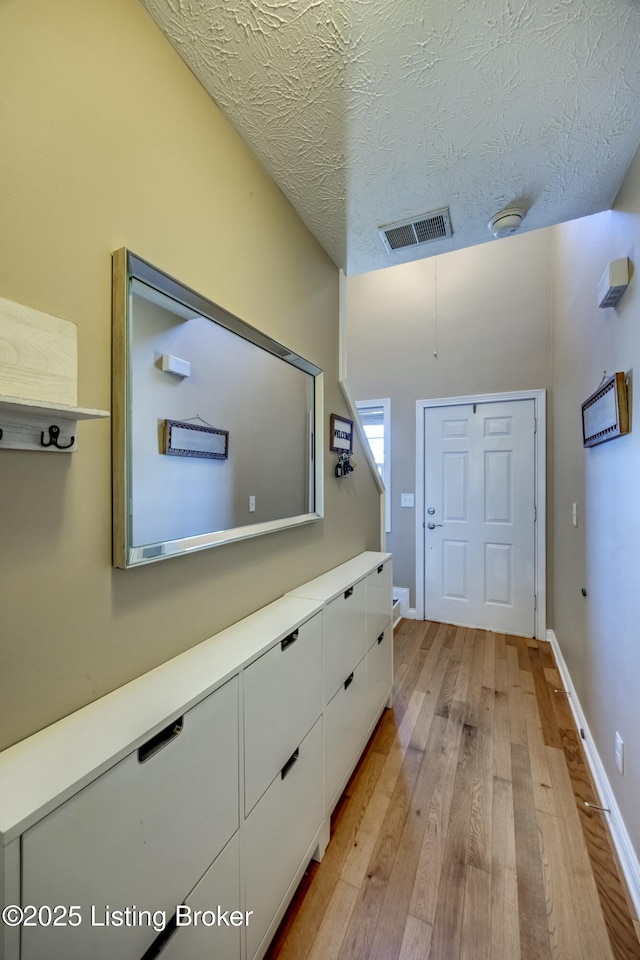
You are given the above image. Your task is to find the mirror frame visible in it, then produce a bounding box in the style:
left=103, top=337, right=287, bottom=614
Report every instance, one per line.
left=112, top=248, right=324, bottom=568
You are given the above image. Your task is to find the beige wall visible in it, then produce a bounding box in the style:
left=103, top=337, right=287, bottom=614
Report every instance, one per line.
left=0, top=0, right=379, bottom=750
left=551, top=147, right=640, bottom=857
left=345, top=229, right=554, bottom=606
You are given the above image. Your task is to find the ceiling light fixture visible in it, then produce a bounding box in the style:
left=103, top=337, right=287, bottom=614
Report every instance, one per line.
left=488, top=206, right=525, bottom=238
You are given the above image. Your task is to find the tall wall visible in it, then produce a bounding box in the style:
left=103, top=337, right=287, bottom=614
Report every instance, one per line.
left=0, top=0, right=380, bottom=750
left=345, top=229, right=554, bottom=607
left=551, top=147, right=640, bottom=859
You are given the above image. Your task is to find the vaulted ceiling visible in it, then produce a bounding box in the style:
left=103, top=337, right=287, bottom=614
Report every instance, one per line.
left=141, top=0, right=640, bottom=275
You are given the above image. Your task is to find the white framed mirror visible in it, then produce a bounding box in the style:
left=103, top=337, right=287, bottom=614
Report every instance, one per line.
left=112, top=249, right=324, bottom=568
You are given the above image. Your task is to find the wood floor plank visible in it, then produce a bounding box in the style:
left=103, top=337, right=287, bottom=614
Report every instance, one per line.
left=491, top=776, right=521, bottom=960
left=366, top=716, right=448, bottom=960
left=522, top=685, right=555, bottom=815
left=409, top=701, right=466, bottom=926
left=511, top=742, right=553, bottom=960
left=506, top=644, right=528, bottom=746
left=537, top=809, right=582, bottom=960
left=482, top=630, right=496, bottom=689
left=492, top=673, right=512, bottom=782
left=336, top=747, right=424, bottom=960
left=398, top=915, right=433, bottom=960
left=409, top=639, right=451, bottom=751
left=429, top=722, right=478, bottom=960
left=460, top=864, right=491, bottom=960
left=306, top=880, right=359, bottom=960
left=467, top=686, right=494, bottom=872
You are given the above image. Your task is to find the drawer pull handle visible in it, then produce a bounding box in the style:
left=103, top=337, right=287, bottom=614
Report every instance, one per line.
left=281, top=748, right=299, bottom=779
left=138, top=718, right=183, bottom=764
left=344, top=587, right=354, bottom=599
left=377, top=632, right=384, bottom=645
left=281, top=629, right=299, bottom=651
left=140, top=912, right=177, bottom=958
left=377, top=564, right=384, bottom=574
left=344, top=672, right=355, bottom=690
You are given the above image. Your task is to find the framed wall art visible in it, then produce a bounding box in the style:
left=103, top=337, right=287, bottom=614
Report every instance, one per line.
left=581, top=372, right=629, bottom=447
left=330, top=413, right=354, bottom=454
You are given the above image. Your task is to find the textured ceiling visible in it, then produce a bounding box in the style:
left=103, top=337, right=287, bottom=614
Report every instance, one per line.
left=141, top=0, right=640, bottom=275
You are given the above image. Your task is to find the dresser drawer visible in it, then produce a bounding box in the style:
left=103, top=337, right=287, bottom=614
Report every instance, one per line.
left=367, top=623, right=393, bottom=721
left=366, top=560, right=393, bottom=645
left=155, top=833, right=241, bottom=960
left=244, top=613, right=322, bottom=815
left=323, top=579, right=366, bottom=702
left=324, top=658, right=369, bottom=811
left=243, top=717, right=323, bottom=960
left=21, top=677, right=239, bottom=960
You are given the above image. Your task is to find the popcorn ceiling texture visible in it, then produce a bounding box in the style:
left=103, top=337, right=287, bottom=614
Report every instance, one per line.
left=141, top=0, right=640, bottom=274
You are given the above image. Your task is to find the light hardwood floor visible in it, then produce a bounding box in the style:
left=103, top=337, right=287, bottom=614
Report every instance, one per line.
left=265, top=620, right=640, bottom=960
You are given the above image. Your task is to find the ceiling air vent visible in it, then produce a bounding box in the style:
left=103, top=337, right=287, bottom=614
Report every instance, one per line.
left=379, top=207, right=452, bottom=253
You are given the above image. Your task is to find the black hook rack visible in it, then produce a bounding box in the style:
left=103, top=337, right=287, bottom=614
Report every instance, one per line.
left=40, top=425, right=75, bottom=449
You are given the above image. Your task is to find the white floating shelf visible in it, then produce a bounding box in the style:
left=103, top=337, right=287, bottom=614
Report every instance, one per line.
left=0, top=294, right=110, bottom=452
left=0, top=395, right=109, bottom=453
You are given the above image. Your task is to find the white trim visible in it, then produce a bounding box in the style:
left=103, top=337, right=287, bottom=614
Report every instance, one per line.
left=415, top=389, right=546, bottom=639
left=405, top=608, right=417, bottom=620
left=355, top=397, right=391, bottom=534
left=339, top=271, right=386, bottom=547
left=547, top=629, right=640, bottom=917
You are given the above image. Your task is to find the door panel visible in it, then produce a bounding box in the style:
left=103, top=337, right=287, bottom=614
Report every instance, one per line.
left=424, top=399, right=535, bottom=636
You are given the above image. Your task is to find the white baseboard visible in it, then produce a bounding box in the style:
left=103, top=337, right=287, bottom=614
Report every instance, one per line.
left=406, top=608, right=417, bottom=620
left=546, top=629, right=640, bottom=917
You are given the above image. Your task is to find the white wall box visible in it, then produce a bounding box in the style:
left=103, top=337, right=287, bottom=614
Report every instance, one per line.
left=0, top=551, right=391, bottom=960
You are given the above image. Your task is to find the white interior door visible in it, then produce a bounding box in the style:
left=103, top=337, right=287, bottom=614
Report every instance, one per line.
left=423, top=399, right=536, bottom=636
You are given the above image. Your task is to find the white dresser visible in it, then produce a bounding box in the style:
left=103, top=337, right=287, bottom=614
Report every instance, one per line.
left=0, top=551, right=392, bottom=960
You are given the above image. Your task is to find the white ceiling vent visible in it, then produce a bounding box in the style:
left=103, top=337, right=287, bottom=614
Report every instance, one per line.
left=379, top=208, right=452, bottom=253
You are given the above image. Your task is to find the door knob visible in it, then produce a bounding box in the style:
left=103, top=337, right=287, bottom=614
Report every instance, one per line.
left=427, top=522, right=443, bottom=530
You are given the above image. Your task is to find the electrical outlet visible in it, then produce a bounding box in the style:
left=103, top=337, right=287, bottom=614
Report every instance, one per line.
left=615, top=732, right=624, bottom=774
left=249, top=495, right=256, bottom=513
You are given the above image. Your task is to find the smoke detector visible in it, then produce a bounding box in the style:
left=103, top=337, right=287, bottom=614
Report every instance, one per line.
left=488, top=207, right=525, bottom=238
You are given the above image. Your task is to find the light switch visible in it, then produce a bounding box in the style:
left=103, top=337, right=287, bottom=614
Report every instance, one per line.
left=249, top=496, right=256, bottom=513
left=572, top=502, right=578, bottom=527
left=400, top=493, right=414, bottom=508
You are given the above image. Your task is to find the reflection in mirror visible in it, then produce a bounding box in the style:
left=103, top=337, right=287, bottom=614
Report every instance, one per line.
left=112, top=250, right=324, bottom=568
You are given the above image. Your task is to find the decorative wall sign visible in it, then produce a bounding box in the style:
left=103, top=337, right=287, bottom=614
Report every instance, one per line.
left=330, top=413, right=354, bottom=454
left=163, top=419, right=229, bottom=459
left=581, top=372, right=629, bottom=447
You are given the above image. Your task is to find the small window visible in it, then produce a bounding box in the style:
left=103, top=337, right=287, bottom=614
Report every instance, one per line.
left=355, top=399, right=391, bottom=533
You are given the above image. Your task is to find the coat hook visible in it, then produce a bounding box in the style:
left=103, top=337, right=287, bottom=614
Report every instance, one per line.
left=41, top=425, right=74, bottom=449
